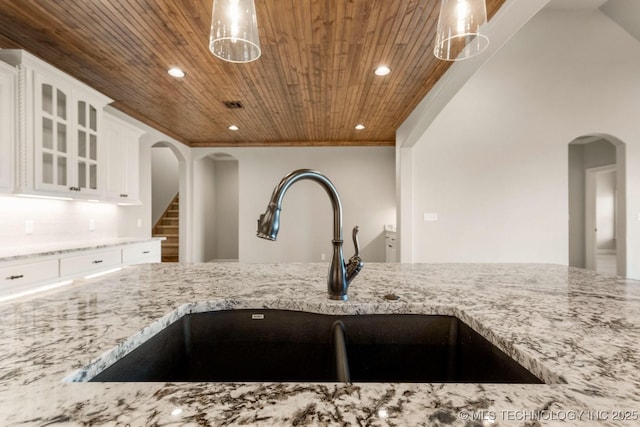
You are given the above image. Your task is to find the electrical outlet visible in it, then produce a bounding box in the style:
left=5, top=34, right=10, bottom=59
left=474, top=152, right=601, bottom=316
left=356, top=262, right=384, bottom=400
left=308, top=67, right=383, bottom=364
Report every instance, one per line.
left=320, top=253, right=326, bottom=261
left=137, top=218, right=142, bottom=228
left=25, top=220, right=34, bottom=235
left=89, top=219, right=95, bottom=231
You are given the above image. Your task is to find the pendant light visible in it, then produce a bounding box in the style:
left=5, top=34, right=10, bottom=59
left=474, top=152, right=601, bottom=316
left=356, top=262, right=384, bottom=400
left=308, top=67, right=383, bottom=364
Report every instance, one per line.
left=434, top=0, right=489, bottom=61
left=209, top=0, right=261, bottom=63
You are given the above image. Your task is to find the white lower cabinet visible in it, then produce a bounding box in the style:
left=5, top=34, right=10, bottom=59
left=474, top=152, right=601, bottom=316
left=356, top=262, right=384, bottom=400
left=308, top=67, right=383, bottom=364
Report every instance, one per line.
left=385, top=230, right=397, bottom=262
left=0, top=240, right=161, bottom=300
left=60, top=249, right=122, bottom=278
left=122, top=241, right=161, bottom=266
left=0, top=258, right=59, bottom=298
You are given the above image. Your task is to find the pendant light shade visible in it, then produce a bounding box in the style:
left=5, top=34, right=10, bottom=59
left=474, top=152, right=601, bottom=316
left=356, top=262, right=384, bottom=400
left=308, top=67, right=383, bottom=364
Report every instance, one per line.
left=434, top=0, right=489, bottom=61
left=209, top=0, right=261, bottom=63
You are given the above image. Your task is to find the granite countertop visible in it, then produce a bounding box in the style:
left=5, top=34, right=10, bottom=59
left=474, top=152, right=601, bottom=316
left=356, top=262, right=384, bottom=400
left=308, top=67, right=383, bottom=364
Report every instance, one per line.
left=0, top=262, right=639, bottom=426
left=0, top=237, right=165, bottom=262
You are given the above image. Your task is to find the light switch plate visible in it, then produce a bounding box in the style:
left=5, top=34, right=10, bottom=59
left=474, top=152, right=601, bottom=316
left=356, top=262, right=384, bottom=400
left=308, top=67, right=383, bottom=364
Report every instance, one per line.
left=423, top=213, right=438, bottom=221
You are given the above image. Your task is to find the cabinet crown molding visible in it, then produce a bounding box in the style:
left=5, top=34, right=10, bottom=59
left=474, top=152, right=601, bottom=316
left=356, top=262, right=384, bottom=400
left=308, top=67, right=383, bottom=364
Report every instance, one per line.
left=0, top=49, right=112, bottom=105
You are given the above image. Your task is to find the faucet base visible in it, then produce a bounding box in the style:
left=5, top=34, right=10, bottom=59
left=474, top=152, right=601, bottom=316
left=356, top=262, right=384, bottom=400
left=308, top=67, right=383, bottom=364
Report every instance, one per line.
left=329, top=294, right=348, bottom=301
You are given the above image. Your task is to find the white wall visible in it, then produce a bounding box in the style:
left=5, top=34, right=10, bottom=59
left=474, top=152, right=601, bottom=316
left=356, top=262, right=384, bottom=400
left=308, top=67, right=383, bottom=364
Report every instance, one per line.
left=213, top=159, right=239, bottom=261
left=601, top=0, right=640, bottom=42
left=192, top=156, right=217, bottom=262
left=398, top=7, right=640, bottom=278
left=192, top=146, right=396, bottom=263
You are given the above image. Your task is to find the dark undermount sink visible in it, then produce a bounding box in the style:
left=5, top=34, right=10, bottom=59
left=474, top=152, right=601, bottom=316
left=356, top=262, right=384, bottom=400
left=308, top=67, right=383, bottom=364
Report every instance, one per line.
left=88, top=309, right=543, bottom=384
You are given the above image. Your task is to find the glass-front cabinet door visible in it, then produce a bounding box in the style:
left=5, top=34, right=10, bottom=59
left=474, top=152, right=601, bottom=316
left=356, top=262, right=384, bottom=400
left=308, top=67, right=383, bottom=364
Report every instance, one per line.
left=76, top=100, right=99, bottom=192
left=37, top=79, right=70, bottom=191
left=34, top=73, right=78, bottom=194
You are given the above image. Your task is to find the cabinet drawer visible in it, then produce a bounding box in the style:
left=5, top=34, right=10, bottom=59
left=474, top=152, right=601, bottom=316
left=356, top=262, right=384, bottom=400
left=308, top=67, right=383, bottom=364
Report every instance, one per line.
left=385, top=235, right=396, bottom=247
left=122, top=242, right=161, bottom=265
left=0, top=259, right=59, bottom=295
left=60, top=250, right=121, bottom=278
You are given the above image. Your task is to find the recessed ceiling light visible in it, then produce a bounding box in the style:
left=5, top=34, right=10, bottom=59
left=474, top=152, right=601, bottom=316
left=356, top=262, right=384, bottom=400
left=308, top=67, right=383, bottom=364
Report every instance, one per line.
left=374, top=65, right=391, bottom=76
left=228, top=125, right=239, bottom=131
left=168, top=67, right=186, bottom=78
left=355, top=124, right=365, bottom=130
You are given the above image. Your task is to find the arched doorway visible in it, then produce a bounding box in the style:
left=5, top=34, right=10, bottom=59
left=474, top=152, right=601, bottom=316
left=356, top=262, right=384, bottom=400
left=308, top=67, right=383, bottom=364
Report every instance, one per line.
left=568, top=134, right=626, bottom=276
left=193, top=152, right=239, bottom=262
left=151, top=142, right=182, bottom=262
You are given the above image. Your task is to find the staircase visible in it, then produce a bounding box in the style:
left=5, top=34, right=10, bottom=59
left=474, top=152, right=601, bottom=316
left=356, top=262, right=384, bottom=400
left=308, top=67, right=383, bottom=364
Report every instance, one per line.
left=153, top=194, right=179, bottom=262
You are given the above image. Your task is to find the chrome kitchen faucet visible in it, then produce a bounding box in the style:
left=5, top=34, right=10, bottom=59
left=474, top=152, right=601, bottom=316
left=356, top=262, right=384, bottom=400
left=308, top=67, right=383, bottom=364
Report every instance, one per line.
left=256, top=169, right=364, bottom=300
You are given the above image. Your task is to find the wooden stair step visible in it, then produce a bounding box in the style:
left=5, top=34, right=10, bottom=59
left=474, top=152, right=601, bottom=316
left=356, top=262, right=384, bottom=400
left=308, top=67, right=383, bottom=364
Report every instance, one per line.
left=154, top=194, right=180, bottom=263
left=162, top=247, right=178, bottom=256
left=156, top=231, right=178, bottom=236
left=155, top=225, right=178, bottom=233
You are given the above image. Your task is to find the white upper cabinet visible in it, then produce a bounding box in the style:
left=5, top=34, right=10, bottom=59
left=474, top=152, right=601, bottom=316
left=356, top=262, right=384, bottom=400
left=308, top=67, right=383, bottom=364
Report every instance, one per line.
left=0, top=61, right=16, bottom=193
left=104, top=112, right=144, bottom=204
left=0, top=50, right=112, bottom=199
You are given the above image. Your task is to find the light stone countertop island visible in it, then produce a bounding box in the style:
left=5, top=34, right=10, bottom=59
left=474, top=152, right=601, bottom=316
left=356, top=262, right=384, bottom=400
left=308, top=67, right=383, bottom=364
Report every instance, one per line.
left=0, top=262, right=639, bottom=426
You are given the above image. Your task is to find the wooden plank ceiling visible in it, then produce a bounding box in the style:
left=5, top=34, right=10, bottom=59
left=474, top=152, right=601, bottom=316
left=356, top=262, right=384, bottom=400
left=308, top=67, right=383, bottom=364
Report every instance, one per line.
left=0, top=0, right=506, bottom=147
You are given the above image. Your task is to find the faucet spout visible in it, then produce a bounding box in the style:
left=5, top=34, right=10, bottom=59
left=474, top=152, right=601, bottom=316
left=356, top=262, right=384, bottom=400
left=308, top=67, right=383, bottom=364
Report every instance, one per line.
left=256, top=169, right=364, bottom=300
left=257, top=203, right=280, bottom=241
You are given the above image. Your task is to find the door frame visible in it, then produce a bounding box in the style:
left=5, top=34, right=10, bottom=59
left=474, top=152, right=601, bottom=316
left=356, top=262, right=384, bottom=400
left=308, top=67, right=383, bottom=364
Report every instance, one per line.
left=585, top=164, right=617, bottom=271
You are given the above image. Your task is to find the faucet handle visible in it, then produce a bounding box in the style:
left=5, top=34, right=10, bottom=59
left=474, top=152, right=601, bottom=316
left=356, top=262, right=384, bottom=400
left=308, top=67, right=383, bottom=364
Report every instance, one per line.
left=352, top=226, right=361, bottom=256
left=346, top=226, right=364, bottom=282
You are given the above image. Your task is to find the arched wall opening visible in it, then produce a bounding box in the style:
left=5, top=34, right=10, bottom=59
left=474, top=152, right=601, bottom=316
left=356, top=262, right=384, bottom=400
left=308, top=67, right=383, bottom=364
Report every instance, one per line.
left=568, top=134, right=626, bottom=276
left=151, top=141, right=187, bottom=262
left=192, top=152, right=239, bottom=262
